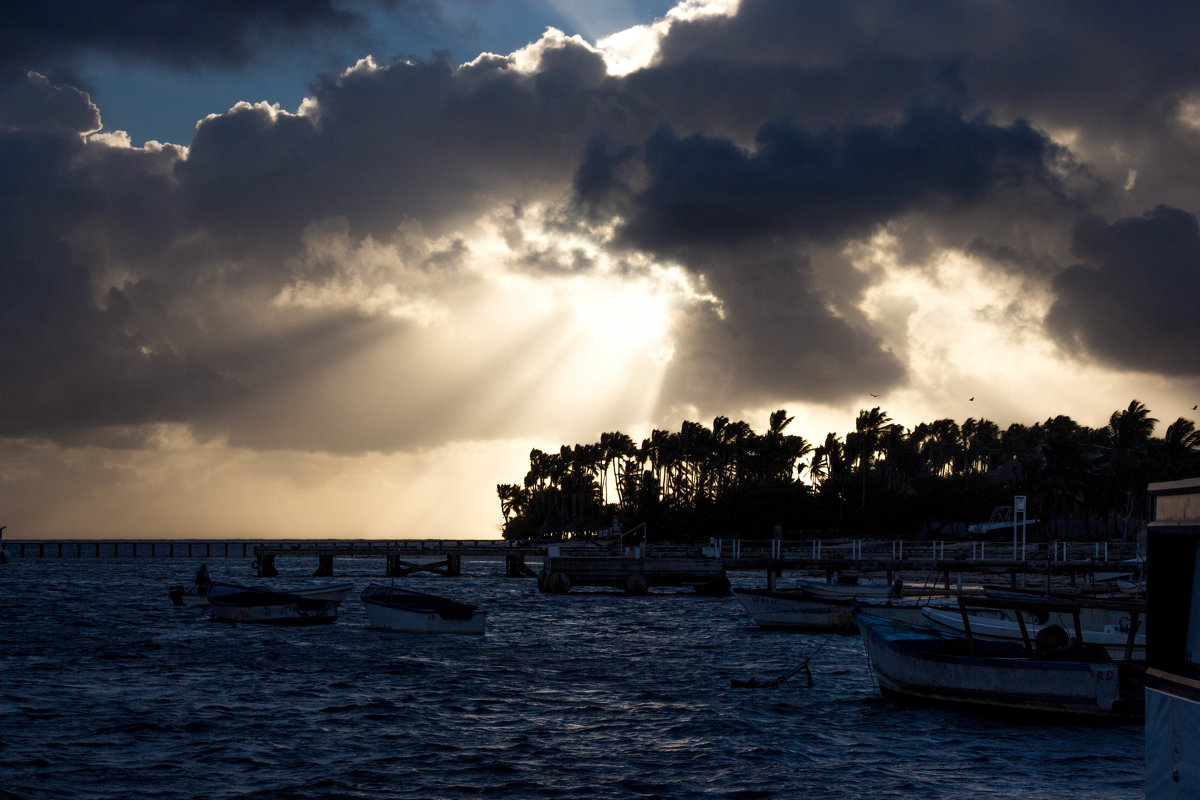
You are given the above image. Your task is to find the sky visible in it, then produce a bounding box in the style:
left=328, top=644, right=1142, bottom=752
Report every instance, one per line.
left=4, top=0, right=1200, bottom=540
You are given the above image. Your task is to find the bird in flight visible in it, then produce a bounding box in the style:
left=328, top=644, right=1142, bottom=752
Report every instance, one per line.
left=869, top=393, right=879, bottom=398
left=969, top=396, right=975, bottom=401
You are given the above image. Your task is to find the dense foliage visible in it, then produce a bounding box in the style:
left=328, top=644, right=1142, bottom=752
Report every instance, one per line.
left=497, top=401, right=1200, bottom=543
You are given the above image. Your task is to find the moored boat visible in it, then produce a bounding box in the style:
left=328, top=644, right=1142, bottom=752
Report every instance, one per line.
left=361, top=583, right=487, bottom=634
left=732, top=587, right=856, bottom=630
left=733, top=585, right=955, bottom=631
left=169, top=579, right=354, bottom=606
left=921, top=599, right=1145, bottom=660
left=855, top=610, right=1142, bottom=719
left=207, top=582, right=339, bottom=625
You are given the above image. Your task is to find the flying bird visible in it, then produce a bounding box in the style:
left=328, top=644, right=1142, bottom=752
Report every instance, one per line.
left=969, top=397, right=975, bottom=401
left=869, top=393, right=879, bottom=398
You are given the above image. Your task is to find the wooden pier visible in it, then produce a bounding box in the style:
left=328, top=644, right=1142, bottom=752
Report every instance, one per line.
left=2, top=536, right=1140, bottom=596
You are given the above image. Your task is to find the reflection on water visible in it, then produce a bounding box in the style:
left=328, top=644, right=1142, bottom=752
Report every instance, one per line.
left=0, top=555, right=1143, bottom=799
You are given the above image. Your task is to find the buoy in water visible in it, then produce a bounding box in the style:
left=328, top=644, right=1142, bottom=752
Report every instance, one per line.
left=548, top=571, right=572, bottom=594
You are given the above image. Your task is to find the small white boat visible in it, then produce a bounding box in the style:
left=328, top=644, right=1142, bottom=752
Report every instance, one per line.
left=168, top=585, right=212, bottom=606
left=361, top=583, right=486, bottom=634
left=170, top=580, right=353, bottom=606
left=207, top=582, right=339, bottom=625
left=856, top=611, right=1141, bottom=719
left=732, top=586, right=953, bottom=631
left=732, top=587, right=856, bottom=630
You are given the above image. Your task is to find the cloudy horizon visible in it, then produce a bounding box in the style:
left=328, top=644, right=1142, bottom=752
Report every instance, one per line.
left=3, top=0, right=1200, bottom=539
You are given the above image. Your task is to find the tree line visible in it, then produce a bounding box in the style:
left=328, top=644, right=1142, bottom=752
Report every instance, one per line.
left=496, top=401, right=1200, bottom=543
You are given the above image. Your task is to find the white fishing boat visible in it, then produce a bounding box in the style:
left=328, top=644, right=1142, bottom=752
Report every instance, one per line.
left=207, top=582, right=340, bottom=625
left=732, top=587, right=857, bottom=630
left=856, top=610, right=1141, bottom=719
left=169, top=580, right=354, bottom=606
left=361, top=583, right=487, bottom=634
left=921, top=603, right=1145, bottom=660
left=733, top=585, right=954, bottom=631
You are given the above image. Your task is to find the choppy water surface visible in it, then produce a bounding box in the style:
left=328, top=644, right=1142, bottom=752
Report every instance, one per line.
left=0, top=554, right=1143, bottom=799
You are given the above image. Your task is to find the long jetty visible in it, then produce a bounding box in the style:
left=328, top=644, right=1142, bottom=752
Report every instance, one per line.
left=2, top=536, right=1141, bottom=594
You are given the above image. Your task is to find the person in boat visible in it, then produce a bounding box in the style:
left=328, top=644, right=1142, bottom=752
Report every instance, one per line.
left=193, top=563, right=212, bottom=595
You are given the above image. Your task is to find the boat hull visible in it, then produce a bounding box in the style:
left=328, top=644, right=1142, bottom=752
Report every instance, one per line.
left=170, top=580, right=353, bottom=607
left=855, top=612, right=1132, bottom=718
left=361, top=584, right=486, bottom=634
left=732, top=588, right=855, bottom=630
left=733, top=588, right=943, bottom=630
left=207, top=583, right=339, bottom=625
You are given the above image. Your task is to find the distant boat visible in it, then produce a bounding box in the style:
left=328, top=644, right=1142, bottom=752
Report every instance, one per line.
left=361, top=583, right=487, bottom=634
left=855, top=610, right=1142, bottom=719
left=732, top=584, right=956, bottom=631
left=169, top=580, right=354, bottom=607
left=732, top=587, right=858, bottom=630
left=967, top=505, right=1038, bottom=535
left=207, top=582, right=340, bottom=625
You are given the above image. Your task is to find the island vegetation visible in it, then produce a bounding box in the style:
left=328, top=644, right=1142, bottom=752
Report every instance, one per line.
left=497, top=401, right=1200, bottom=544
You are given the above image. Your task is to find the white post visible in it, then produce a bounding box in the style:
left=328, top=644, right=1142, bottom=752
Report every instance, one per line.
left=1013, top=495, right=1027, bottom=562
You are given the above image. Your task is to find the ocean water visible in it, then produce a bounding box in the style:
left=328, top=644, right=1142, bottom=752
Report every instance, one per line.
left=0, top=552, right=1143, bottom=799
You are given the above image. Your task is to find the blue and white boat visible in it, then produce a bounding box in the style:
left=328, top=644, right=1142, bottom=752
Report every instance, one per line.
left=207, top=582, right=340, bottom=625
left=855, top=610, right=1140, bottom=718
left=361, top=584, right=486, bottom=634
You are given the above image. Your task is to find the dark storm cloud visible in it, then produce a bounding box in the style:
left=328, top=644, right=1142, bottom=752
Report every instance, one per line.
left=0, top=0, right=391, bottom=72
left=1047, top=206, right=1200, bottom=375
left=608, top=107, right=1062, bottom=252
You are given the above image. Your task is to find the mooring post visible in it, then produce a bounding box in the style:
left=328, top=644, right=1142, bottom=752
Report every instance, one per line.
left=446, top=553, right=461, bottom=577
left=505, top=553, right=526, bottom=578
left=314, top=553, right=334, bottom=577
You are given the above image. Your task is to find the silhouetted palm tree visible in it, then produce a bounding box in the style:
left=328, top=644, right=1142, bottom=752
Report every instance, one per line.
left=853, top=407, right=893, bottom=509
